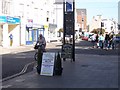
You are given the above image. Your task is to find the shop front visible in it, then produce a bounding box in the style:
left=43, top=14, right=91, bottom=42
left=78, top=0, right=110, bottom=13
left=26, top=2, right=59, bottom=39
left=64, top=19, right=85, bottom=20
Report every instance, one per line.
left=26, top=23, right=45, bottom=45
left=0, top=16, right=20, bottom=47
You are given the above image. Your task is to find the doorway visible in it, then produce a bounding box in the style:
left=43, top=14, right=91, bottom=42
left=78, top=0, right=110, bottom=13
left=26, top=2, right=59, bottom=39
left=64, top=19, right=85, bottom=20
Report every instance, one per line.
left=26, top=28, right=44, bottom=45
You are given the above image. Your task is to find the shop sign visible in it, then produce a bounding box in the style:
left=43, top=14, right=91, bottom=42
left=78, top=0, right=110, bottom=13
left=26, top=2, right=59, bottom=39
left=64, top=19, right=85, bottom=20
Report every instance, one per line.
left=7, top=16, right=20, bottom=24
left=44, top=25, right=49, bottom=29
left=66, top=2, right=72, bottom=12
left=40, top=52, right=55, bottom=76
left=26, top=19, right=33, bottom=28
left=0, top=16, right=7, bottom=23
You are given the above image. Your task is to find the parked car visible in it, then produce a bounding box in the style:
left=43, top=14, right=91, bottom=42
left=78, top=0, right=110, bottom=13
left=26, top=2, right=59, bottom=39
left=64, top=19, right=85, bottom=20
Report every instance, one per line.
left=81, top=36, right=89, bottom=41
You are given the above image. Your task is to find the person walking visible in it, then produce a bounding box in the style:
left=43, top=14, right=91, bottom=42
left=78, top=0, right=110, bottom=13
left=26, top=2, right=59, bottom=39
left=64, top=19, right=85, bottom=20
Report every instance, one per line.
left=108, top=34, right=113, bottom=49
left=104, top=33, right=110, bottom=50
left=9, top=34, right=13, bottom=46
left=91, top=34, right=96, bottom=48
left=95, top=34, right=99, bottom=48
left=98, top=34, right=104, bottom=49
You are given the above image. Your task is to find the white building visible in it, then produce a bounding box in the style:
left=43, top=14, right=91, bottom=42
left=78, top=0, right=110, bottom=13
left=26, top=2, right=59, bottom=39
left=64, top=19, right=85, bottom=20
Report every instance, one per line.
left=89, top=15, right=118, bottom=34
left=0, top=0, right=58, bottom=47
left=89, top=15, right=102, bottom=33
left=102, top=19, right=118, bottom=34
left=0, top=0, right=21, bottom=47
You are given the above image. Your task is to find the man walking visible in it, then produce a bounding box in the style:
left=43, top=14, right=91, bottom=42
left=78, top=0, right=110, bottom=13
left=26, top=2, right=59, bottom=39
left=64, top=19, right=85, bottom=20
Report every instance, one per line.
left=9, top=34, right=13, bottom=46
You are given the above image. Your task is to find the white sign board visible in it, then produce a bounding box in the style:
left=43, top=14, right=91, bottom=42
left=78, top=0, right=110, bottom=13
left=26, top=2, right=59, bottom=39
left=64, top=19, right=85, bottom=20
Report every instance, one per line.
left=40, top=53, right=55, bottom=76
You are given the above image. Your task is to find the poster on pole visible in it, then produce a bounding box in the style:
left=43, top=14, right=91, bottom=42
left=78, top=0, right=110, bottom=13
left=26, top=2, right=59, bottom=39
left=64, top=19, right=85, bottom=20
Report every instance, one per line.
left=40, top=52, right=55, bottom=76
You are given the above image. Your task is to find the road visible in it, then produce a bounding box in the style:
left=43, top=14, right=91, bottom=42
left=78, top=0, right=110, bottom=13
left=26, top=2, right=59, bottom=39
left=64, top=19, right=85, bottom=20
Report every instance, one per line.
left=2, top=51, right=35, bottom=79
left=2, top=40, right=119, bottom=80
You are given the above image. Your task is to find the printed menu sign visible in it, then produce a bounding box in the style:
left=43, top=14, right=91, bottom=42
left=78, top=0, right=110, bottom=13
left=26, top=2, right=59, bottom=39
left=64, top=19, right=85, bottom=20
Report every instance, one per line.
left=40, top=53, right=55, bottom=76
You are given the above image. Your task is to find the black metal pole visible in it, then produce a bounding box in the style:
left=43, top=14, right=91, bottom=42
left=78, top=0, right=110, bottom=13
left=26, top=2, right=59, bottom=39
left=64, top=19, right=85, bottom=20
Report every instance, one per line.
left=73, top=0, right=75, bottom=62
left=63, top=0, right=66, bottom=61
left=63, top=0, right=65, bottom=45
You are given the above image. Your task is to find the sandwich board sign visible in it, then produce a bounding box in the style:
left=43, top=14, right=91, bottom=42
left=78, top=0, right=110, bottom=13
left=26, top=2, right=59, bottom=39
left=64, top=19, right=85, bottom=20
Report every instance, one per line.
left=40, top=52, right=55, bottom=76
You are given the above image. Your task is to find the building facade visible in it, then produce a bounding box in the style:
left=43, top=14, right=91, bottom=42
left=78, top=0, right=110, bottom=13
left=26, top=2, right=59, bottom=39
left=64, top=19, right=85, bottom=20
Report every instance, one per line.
left=89, top=15, right=118, bottom=34
left=76, top=9, right=87, bottom=32
left=89, top=15, right=102, bottom=33
left=0, top=0, right=58, bottom=47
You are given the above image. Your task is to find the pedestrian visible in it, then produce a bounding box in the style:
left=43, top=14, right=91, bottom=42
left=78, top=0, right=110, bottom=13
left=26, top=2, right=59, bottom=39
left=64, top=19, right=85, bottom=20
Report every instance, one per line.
left=98, top=34, right=104, bottom=49
left=104, top=32, right=110, bottom=50
left=108, top=34, right=113, bottom=49
left=111, top=35, right=116, bottom=49
left=91, top=34, right=96, bottom=48
left=36, top=34, right=46, bottom=51
left=95, top=34, right=99, bottom=48
left=9, top=34, right=13, bottom=46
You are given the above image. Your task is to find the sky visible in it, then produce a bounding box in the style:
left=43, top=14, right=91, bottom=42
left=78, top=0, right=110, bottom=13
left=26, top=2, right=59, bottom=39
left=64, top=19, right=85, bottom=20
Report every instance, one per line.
left=75, top=0, right=119, bottom=24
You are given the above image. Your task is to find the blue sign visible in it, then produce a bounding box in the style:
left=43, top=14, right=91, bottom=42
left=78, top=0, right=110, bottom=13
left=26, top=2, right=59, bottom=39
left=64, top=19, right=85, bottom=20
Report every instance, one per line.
left=7, top=16, right=20, bottom=24
left=0, top=16, right=7, bottom=23
left=66, top=2, right=72, bottom=12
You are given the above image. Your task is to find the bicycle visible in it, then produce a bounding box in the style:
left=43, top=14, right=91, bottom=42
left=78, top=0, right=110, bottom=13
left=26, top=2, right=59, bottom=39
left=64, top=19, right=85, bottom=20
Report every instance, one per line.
left=34, top=43, right=45, bottom=61
left=34, top=43, right=46, bottom=74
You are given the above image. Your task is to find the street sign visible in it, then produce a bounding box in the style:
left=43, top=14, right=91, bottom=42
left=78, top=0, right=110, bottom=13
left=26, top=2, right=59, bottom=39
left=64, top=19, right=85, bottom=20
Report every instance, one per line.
left=65, top=12, right=73, bottom=20
left=61, top=43, right=73, bottom=58
left=66, top=2, right=72, bottom=12
left=65, top=12, right=74, bottom=35
left=65, top=26, right=73, bottom=35
left=26, top=19, right=33, bottom=28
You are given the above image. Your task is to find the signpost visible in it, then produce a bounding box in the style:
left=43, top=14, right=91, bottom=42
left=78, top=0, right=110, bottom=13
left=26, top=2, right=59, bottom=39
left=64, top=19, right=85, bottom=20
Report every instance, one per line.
left=62, top=0, right=75, bottom=61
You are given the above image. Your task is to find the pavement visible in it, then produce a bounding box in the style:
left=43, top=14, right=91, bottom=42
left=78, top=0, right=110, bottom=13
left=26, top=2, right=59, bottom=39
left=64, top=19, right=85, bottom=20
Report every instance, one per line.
left=0, top=42, right=62, bottom=55
left=0, top=41, right=119, bottom=88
